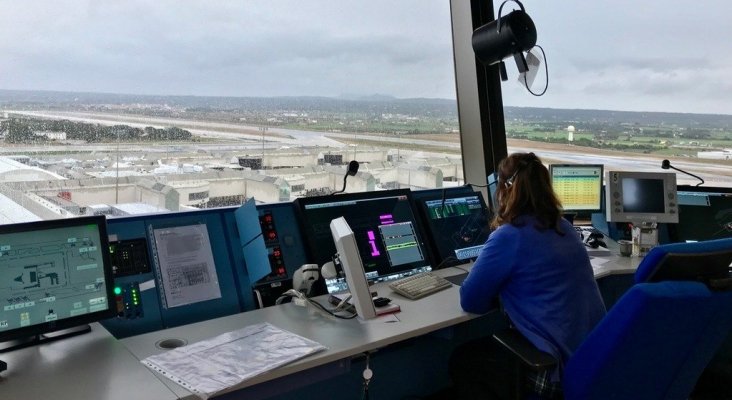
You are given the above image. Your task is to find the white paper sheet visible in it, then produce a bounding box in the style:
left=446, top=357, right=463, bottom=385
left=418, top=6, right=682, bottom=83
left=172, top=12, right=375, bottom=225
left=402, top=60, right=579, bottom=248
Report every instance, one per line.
left=152, top=224, right=221, bottom=308
left=142, top=322, right=327, bottom=399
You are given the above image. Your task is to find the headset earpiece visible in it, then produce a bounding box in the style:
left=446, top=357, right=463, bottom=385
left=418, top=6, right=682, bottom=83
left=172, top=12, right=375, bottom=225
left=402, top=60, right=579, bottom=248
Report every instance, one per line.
left=505, top=170, right=519, bottom=188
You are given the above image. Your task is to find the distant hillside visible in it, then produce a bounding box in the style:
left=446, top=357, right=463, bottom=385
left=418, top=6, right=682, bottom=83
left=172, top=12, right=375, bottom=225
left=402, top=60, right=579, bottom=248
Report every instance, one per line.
left=2, top=89, right=732, bottom=128
left=504, top=106, right=732, bottom=129
left=0, top=89, right=457, bottom=118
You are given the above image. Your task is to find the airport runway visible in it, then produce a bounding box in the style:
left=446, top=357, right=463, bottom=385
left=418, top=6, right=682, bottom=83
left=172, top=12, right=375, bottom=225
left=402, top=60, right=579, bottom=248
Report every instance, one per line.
left=4, top=109, right=729, bottom=187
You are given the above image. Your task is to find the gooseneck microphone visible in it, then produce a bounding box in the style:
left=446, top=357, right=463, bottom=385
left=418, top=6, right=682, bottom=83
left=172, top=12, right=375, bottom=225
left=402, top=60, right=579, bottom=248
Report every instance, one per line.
left=332, top=160, right=359, bottom=195
left=661, top=159, right=705, bottom=186
left=347, top=160, right=359, bottom=177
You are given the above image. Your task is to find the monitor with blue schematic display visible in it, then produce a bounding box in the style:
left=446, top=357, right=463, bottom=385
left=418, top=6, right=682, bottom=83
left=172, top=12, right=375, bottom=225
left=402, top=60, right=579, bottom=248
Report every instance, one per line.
left=0, top=215, right=115, bottom=352
left=550, top=164, right=604, bottom=214
left=415, top=191, right=491, bottom=267
left=605, top=171, right=679, bottom=224
left=295, top=189, right=431, bottom=294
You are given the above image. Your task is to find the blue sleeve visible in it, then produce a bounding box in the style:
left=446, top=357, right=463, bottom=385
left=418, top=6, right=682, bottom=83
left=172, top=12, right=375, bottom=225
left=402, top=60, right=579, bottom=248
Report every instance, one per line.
left=459, top=226, right=518, bottom=314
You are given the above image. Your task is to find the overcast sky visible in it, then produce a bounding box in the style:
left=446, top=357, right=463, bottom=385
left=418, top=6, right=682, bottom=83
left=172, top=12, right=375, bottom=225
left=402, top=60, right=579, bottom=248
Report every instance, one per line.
left=0, top=1, right=729, bottom=115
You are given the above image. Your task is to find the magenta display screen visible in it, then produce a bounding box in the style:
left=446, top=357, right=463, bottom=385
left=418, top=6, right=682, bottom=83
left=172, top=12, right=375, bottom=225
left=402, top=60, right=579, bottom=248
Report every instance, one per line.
left=295, top=189, right=431, bottom=293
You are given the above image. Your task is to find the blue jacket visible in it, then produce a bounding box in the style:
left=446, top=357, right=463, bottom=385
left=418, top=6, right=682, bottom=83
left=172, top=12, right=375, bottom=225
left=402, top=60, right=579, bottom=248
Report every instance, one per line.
left=460, top=216, right=606, bottom=378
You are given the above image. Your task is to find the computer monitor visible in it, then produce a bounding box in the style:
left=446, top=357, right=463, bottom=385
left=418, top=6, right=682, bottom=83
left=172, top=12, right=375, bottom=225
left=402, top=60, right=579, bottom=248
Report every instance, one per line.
left=414, top=189, right=491, bottom=267
left=0, top=215, right=115, bottom=351
left=295, top=189, right=431, bottom=294
left=550, top=164, right=604, bottom=214
left=330, top=217, right=377, bottom=320
left=670, top=186, right=732, bottom=242
left=605, top=171, right=679, bottom=224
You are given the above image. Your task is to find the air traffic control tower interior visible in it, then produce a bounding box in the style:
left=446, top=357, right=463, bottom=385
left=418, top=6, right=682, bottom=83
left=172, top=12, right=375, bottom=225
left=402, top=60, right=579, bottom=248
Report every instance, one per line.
left=2, top=1, right=732, bottom=400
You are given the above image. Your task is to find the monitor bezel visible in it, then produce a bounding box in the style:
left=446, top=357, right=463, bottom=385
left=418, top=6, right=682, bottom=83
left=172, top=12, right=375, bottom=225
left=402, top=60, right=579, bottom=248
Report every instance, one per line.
left=411, top=187, right=491, bottom=268
left=549, top=163, right=604, bottom=214
left=293, top=188, right=432, bottom=284
left=330, top=217, right=377, bottom=320
left=669, top=185, right=732, bottom=242
left=605, top=171, right=679, bottom=224
left=0, top=215, right=116, bottom=344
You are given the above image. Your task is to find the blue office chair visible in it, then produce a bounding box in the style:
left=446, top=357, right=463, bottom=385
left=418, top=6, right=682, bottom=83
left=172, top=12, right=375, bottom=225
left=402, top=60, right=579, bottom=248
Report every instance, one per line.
left=634, top=237, right=732, bottom=286
left=563, top=281, right=732, bottom=399
left=494, top=280, right=732, bottom=399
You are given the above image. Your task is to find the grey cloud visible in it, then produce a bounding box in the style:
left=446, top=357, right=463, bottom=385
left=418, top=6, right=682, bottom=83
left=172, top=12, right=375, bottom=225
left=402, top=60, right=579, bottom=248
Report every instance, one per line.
left=2, top=0, right=732, bottom=115
left=0, top=0, right=454, bottom=98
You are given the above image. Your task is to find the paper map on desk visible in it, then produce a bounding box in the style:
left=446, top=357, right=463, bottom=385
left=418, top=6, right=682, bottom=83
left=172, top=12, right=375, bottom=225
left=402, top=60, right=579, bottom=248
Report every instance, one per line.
left=141, top=322, right=327, bottom=399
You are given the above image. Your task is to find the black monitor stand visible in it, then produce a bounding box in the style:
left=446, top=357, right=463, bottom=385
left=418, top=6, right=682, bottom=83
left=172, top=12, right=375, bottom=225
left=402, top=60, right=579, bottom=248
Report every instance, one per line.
left=0, top=324, right=92, bottom=353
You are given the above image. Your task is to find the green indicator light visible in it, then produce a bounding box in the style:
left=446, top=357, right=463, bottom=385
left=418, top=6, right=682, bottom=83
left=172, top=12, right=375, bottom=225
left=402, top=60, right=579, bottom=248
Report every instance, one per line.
left=114, top=287, right=122, bottom=295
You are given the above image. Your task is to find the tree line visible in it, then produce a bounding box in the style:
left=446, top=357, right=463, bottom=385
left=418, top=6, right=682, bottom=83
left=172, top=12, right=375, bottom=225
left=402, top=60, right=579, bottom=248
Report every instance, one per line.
left=0, top=117, right=193, bottom=144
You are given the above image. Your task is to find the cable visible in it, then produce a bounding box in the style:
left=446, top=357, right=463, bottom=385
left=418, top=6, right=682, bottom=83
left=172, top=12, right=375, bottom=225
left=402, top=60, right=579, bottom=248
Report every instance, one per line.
left=241, top=232, right=263, bottom=248
left=276, top=289, right=358, bottom=319
left=523, top=45, right=548, bottom=96
left=436, top=256, right=460, bottom=269
left=497, top=0, right=526, bottom=33
left=306, top=297, right=358, bottom=320
left=452, top=264, right=471, bottom=274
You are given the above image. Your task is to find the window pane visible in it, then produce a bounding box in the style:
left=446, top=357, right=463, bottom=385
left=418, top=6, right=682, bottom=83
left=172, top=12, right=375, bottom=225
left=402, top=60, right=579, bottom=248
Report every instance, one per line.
left=0, top=1, right=459, bottom=222
left=501, top=1, right=732, bottom=188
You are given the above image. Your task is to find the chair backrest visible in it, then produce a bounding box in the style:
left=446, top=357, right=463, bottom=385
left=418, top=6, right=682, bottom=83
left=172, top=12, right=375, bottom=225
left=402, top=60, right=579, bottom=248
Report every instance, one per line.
left=562, top=281, right=732, bottom=400
left=634, top=238, right=732, bottom=287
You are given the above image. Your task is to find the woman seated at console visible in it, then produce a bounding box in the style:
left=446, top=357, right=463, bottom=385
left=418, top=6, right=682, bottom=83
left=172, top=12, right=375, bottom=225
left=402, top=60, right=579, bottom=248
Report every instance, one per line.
left=451, top=152, right=606, bottom=399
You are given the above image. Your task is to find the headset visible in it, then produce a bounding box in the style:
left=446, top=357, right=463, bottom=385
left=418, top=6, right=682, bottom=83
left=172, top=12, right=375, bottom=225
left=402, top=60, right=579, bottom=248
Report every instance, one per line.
left=504, top=170, right=519, bottom=188
left=504, top=152, right=540, bottom=188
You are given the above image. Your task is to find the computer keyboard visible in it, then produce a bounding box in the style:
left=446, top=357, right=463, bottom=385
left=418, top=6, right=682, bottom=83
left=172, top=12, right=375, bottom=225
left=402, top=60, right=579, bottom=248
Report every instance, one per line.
left=389, top=272, right=453, bottom=300
left=454, top=245, right=482, bottom=260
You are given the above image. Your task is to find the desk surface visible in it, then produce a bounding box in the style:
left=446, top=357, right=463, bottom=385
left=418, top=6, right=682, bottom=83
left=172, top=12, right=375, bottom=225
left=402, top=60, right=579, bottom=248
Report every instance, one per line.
left=122, top=267, right=473, bottom=399
left=590, top=241, right=640, bottom=279
left=0, top=322, right=178, bottom=400
left=0, top=250, right=641, bottom=400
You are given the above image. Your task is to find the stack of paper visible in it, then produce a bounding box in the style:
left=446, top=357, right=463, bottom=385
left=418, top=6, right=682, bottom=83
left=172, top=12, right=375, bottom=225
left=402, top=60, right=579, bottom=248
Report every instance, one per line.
left=142, top=322, right=327, bottom=399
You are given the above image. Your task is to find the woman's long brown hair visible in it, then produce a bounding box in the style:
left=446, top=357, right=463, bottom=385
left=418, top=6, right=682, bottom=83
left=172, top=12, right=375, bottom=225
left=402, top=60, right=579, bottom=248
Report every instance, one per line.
left=491, top=152, right=564, bottom=233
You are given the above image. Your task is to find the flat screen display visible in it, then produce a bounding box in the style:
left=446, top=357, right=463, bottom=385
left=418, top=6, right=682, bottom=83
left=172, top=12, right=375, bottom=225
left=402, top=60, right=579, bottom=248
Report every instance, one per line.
left=621, top=178, right=665, bottom=213
left=295, top=189, right=431, bottom=293
left=0, top=216, right=115, bottom=346
left=416, top=192, right=491, bottom=267
left=550, top=164, right=603, bottom=213
left=672, top=188, right=732, bottom=242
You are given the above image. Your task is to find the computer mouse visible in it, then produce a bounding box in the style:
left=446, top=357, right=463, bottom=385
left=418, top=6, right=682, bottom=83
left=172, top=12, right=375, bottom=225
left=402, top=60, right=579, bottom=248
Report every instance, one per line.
left=373, top=297, right=391, bottom=307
